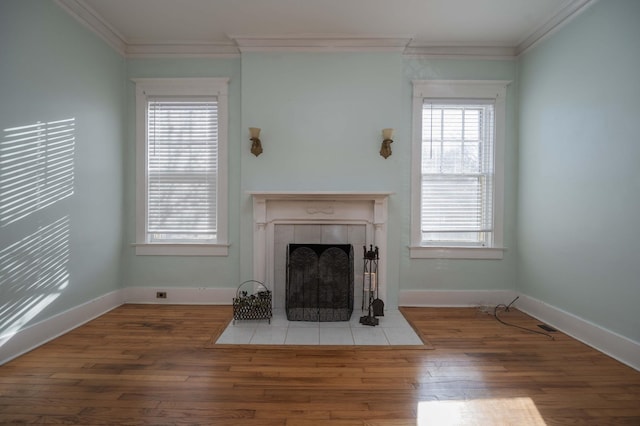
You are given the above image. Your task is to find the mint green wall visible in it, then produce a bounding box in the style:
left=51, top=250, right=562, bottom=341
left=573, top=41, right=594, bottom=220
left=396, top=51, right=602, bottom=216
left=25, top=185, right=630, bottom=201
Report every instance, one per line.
left=123, top=58, right=242, bottom=289
left=518, top=0, right=640, bottom=341
left=239, top=52, right=405, bottom=305
left=240, top=52, right=404, bottom=191
left=401, top=58, right=519, bottom=292
left=0, top=1, right=125, bottom=334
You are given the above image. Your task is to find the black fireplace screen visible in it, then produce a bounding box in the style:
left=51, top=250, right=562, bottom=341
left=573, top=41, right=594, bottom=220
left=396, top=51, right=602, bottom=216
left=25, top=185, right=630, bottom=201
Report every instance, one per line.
left=286, top=244, right=354, bottom=321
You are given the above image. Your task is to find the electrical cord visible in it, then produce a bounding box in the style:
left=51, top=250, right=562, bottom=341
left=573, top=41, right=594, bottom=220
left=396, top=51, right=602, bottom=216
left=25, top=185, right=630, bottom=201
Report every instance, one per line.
left=493, top=296, right=555, bottom=340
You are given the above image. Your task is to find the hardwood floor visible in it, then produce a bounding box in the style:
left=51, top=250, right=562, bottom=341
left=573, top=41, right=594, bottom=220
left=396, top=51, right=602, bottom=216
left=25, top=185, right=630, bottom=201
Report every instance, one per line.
left=1, top=304, right=639, bottom=425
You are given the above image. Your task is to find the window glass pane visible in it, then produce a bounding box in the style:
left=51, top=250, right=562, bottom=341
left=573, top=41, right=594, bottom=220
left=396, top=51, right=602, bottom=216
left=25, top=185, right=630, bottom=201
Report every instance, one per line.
left=441, top=140, right=462, bottom=173
left=463, top=109, right=480, bottom=141
left=462, top=141, right=480, bottom=173
left=442, top=109, right=462, bottom=140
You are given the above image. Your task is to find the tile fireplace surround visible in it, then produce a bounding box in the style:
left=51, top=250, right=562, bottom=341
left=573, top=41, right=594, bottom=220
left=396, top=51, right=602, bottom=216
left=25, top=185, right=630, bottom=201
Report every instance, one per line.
left=248, top=191, right=392, bottom=310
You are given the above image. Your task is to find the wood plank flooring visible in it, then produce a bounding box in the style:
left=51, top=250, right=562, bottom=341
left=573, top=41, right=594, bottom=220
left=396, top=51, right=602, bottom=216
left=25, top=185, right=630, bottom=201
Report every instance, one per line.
left=1, top=304, right=639, bottom=425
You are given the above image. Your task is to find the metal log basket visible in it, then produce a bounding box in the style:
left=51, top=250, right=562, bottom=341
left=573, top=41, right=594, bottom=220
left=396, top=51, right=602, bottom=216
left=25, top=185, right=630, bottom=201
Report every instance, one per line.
left=232, top=280, right=272, bottom=324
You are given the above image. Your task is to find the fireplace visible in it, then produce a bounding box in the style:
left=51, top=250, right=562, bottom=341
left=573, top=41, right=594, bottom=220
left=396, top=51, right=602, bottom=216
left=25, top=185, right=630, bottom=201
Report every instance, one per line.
left=286, top=244, right=354, bottom=321
left=248, top=191, right=391, bottom=309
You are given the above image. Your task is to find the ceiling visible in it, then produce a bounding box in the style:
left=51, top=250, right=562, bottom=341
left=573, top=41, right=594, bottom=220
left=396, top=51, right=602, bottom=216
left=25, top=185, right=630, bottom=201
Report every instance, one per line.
left=56, top=0, right=595, bottom=58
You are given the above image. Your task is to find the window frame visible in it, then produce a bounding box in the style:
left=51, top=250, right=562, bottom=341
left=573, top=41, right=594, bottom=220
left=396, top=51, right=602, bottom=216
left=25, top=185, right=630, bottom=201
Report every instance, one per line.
left=133, top=78, right=229, bottom=256
left=410, top=80, right=509, bottom=260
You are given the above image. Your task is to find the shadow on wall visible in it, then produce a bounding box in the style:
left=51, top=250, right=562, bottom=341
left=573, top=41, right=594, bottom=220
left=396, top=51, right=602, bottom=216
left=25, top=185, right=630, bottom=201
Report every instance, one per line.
left=0, top=119, right=75, bottom=348
left=1, top=119, right=75, bottom=226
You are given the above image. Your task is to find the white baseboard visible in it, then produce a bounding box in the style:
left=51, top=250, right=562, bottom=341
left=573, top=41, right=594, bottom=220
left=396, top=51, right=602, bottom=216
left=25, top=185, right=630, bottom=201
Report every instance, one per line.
left=516, top=295, right=640, bottom=372
left=123, top=286, right=237, bottom=304
left=398, top=289, right=640, bottom=371
left=0, top=289, right=125, bottom=365
left=398, top=289, right=518, bottom=307
left=0, top=286, right=237, bottom=365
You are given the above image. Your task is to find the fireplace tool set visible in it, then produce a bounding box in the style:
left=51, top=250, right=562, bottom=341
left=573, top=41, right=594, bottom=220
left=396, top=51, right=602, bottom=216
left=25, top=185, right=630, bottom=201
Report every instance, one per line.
left=360, top=245, right=384, bottom=326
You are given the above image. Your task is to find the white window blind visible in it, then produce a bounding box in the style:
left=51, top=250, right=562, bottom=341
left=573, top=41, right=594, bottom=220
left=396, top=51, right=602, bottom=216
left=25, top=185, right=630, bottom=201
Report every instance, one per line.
left=146, top=98, right=218, bottom=243
left=421, top=100, right=495, bottom=246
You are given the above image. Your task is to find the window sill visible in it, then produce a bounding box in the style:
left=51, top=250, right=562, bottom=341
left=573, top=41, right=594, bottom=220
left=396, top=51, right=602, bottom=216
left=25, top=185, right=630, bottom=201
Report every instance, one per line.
left=134, top=243, right=229, bottom=256
left=409, top=245, right=505, bottom=260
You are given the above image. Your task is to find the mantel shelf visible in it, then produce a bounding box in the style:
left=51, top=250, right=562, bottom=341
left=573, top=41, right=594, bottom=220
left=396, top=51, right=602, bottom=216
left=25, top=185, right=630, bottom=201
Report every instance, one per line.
left=247, top=191, right=393, bottom=201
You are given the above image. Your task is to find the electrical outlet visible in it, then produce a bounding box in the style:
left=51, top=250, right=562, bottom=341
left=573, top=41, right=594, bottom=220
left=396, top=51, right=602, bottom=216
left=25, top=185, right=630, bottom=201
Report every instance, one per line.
left=156, top=291, right=167, bottom=299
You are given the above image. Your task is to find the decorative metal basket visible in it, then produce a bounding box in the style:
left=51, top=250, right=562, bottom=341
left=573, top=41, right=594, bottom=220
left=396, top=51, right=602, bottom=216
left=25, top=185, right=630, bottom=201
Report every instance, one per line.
left=232, top=280, right=272, bottom=324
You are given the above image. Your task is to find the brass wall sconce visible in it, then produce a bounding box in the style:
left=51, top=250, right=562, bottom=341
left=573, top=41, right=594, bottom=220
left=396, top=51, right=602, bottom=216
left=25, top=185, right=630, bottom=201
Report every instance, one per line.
left=249, top=127, right=263, bottom=157
left=380, top=128, right=394, bottom=159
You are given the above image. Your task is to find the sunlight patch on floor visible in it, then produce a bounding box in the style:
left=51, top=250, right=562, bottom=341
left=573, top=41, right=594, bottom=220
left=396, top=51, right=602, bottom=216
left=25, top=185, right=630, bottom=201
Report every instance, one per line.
left=418, top=397, right=546, bottom=425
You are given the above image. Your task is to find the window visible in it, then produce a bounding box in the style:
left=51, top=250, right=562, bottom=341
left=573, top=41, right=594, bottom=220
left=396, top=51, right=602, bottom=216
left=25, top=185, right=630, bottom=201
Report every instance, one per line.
left=134, top=78, right=229, bottom=256
left=421, top=101, right=494, bottom=245
left=411, top=80, right=509, bottom=259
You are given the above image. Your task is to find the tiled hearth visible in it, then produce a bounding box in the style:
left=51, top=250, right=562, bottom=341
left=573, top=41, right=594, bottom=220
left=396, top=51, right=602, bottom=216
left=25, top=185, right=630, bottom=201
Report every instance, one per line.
left=215, top=309, right=423, bottom=346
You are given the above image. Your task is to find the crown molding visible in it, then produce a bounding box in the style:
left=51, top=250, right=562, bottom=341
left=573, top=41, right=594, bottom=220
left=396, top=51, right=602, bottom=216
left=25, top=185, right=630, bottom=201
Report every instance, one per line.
left=55, top=0, right=598, bottom=59
left=404, top=44, right=517, bottom=60
left=126, top=42, right=240, bottom=59
left=54, top=0, right=127, bottom=56
left=404, top=0, right=597, bottom=60
left=230, top=34, right=413, bottom=53
left=516, top=0, right=598, bottom=56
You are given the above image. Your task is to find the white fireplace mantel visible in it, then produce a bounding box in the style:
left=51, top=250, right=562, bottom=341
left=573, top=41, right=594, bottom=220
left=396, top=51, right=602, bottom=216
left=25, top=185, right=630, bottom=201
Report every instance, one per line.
left=247, top=191, right=393, bottom=304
